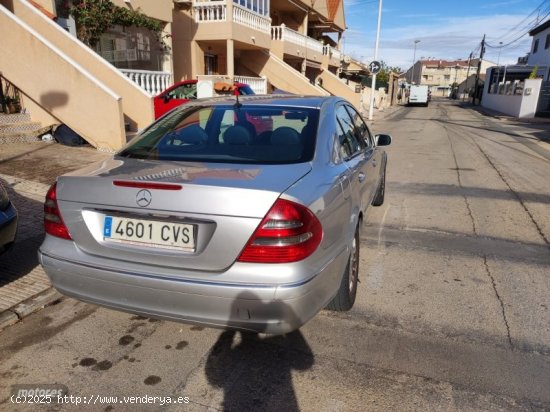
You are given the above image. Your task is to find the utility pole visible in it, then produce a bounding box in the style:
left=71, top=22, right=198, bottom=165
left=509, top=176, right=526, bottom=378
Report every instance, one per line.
left=473, top=34, right=485, bottom=105
left=463, top=52, right=473, bottom=101
left=410, top=40, right=420, bottom=84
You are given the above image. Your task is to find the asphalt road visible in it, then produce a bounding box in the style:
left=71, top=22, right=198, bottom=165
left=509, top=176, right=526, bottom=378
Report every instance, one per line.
left=0, top=99, right=549, bottom=411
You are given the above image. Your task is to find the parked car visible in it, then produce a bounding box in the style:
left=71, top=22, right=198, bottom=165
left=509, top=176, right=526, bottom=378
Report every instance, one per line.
left=39, top=95, right=391, bottom=334
left=153, top=79, right=255, bottom=119
left=0, top=183, right=18, bottom=255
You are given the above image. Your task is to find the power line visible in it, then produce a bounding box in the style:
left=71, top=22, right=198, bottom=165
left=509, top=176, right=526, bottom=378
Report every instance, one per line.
left=486, top=10, right=550, bottom=49
left=485, top=1, right=550, bottom=49
left=493, top=0, right=550, bottom=42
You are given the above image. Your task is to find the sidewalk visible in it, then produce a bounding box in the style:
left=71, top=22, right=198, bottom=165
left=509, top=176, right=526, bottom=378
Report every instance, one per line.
left=460, top=101, right=550, bottom=124
left=459, top=101, right=550, bottom=144
left=0, top=141, right=109, bottom=330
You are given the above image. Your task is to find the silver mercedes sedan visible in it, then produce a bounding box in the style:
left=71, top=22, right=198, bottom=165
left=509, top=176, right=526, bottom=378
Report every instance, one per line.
left=39, top=95, right=391, bottom=334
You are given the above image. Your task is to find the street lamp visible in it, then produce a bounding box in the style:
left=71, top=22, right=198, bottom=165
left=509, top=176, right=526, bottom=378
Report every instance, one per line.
left=410, top=40, right=420, bottom=84
left=367, top=0, right=383, bottom=121
left=496, top=41, right=503, bottom=89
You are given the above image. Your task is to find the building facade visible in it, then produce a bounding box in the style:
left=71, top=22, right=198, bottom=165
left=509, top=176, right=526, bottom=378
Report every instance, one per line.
left=404, top=58, right=495, bottom=96
left=0, top=0, right=368, bottom=150
left=481, top=19, right=550, bottom=118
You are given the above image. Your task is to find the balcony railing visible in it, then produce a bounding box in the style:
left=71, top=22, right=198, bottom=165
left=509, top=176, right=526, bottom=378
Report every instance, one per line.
left=271, top=25, right=325, bottom=55
left=234, top=75, right=267, bottom=94
left=193, top=0, right=270, bottom=33
left=193, top=0, right=226, bottom=22
left=323, top=45, right=341, bottom=61
left=120, top=69, right=172, bottom=96
left=233, top=4, right=271, bottom=33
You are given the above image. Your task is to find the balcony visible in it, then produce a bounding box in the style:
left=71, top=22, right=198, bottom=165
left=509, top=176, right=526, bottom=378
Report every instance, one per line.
left=192, top=0, right=271, bottom=47
left=271, top=24, right=325, bottom=65
left=323, top=45, right=341, bottom=68
left=120, top=69, right=173, bottom=96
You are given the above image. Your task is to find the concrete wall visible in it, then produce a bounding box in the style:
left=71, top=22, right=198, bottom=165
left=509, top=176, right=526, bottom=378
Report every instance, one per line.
left=30, top=0, right=54, bottom=14
left=111, top=0, right=173, bottom=24
left=11, top=0, right=154, bottom=131
left=0, top=5, right=126, bottom=150
left=482, top=72, right=542, bottom=118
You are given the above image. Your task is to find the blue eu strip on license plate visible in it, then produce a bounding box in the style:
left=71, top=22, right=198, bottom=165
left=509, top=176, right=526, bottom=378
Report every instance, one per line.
left=104, top=216, right=113, bottom=238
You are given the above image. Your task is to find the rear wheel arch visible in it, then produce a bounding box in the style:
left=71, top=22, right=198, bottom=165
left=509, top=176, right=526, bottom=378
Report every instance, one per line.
left=326, top=222, right=360, bottom=312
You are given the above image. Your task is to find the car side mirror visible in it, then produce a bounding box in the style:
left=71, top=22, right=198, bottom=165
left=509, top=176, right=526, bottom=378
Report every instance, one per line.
left=163, top=95, right=171, bottom=104
left=375, top=134, right=392, bottom=146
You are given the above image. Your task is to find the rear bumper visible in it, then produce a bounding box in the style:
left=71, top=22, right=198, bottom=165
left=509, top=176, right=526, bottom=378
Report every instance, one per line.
left=38, top=246, right=346, bottom=334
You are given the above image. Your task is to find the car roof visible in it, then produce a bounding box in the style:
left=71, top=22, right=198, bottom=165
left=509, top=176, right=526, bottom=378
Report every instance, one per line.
left=171, top=79, right=248, bottom=88
left=178, top=94, right=340, bottom=109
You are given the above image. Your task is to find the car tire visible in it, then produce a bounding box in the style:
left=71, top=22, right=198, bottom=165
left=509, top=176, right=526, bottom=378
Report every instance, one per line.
left=372, top=161, right=386, bottom=206
left=326, top=226, right=359, bottom=312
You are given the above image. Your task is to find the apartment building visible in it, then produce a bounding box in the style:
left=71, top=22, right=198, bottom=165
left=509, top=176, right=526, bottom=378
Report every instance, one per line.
left=0, top=0, right=359, bottom=150
left=404, top=58, right=495, bottom=96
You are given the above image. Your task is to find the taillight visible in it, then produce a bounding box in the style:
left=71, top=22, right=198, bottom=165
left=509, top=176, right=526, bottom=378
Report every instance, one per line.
left=44, top=182, right=72, bottom=240
left=238, top=198, right=322, bottom=263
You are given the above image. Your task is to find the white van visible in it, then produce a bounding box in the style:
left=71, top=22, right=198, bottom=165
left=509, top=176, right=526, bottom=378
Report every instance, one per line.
left=408, top=85, right=429, bottom=107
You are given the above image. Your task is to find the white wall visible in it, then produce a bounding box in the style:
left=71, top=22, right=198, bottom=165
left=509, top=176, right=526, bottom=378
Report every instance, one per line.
left=482, top=69, right=542, bottom=118
left=519, top=79, right=543, bottom=118
left=527, top=26, right=550, bottom=67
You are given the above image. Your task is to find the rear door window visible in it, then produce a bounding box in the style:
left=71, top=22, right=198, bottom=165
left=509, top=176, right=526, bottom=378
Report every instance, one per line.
left=345, top=105, right=374, bottom=148
left=167, top=83, right=197, bottom=100
left=335, top=105, right=365, bottom=159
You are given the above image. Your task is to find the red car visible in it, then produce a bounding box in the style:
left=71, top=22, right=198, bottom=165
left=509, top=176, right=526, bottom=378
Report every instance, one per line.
left=153, top=80, right=255, bottom=119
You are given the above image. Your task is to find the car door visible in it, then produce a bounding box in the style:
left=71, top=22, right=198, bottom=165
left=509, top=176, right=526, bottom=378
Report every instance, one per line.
left=345, top=105, right=380, bottom=206
left=335, top=104, right=368, bottom=218
left=153, top=81, right=197, bottom=119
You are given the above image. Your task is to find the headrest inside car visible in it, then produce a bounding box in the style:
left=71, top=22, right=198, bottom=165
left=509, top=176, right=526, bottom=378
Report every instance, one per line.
left=224, top=125, right=252, bottom=145
left=179, top=125, right=208, bottom=144
left=271, top=127, right=301, bottom=145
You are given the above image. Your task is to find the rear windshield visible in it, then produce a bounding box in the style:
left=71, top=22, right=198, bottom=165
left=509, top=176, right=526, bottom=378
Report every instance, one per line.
left=118, top=104, right=319, bottom=164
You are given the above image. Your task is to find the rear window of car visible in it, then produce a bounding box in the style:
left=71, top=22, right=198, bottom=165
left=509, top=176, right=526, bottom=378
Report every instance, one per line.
left=118, top=104, right=319, bottom=164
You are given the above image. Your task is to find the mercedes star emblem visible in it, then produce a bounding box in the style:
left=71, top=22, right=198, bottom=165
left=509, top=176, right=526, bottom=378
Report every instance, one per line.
left=136, top=189, right=152, bottom=207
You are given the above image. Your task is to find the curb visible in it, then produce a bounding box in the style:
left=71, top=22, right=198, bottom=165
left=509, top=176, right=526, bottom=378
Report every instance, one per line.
left=0, top=288, right=62, bottom=331
left=459, top=102, right=550, bottom=125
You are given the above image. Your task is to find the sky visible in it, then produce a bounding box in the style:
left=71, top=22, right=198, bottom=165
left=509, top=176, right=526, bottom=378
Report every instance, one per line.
left=343, top=0, right=550, bottom=71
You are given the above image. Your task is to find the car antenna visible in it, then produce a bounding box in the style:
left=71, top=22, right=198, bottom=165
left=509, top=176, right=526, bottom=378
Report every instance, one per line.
left=234, top=88, right=242, bottom=109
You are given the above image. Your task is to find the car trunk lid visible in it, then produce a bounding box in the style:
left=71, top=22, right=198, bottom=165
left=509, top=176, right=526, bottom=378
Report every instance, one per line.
left=54, top=158, right=311, bottom=272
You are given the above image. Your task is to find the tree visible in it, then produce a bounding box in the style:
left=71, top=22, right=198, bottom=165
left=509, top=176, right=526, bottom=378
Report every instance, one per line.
left=68, top=0, right=162, bottom=47
left=528, top=65, right=539, bottom=79
left=373, top=61, right=402, bottom=86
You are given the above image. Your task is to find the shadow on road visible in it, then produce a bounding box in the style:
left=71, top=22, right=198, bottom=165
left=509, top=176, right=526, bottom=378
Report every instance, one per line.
left=205, top=293, right=314, bottom=411
left=391, top=181, right=550, bottom=205
left=0, top=177, right=44, bottom=284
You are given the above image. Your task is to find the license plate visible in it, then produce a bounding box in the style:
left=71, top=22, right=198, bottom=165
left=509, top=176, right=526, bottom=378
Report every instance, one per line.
left=103, top=216, right=195, bottom=251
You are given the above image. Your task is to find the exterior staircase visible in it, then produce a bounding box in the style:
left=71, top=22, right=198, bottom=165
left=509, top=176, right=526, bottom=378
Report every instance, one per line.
left=0, top=0, right=155, bottom=151
left=0, top=113, right=48, bottom=144
left=318, top=69, right=362, bottom=110
left=241, top=50, right=329, bottom=96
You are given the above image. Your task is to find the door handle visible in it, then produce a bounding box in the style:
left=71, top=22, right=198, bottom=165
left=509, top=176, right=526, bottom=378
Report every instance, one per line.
left=358, top=172, right=366, bottom=182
